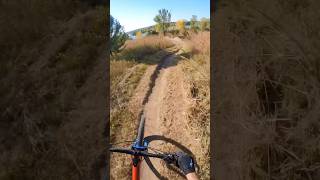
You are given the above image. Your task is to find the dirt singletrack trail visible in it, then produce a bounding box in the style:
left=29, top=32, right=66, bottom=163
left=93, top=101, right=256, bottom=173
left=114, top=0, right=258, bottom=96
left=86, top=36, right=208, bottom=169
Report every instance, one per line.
left=129, top=39, right=201, bottom=179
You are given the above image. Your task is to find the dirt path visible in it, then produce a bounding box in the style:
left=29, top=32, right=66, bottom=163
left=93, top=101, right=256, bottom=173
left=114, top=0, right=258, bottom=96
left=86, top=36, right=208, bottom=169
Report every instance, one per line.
left=139, top=54, right=177, bottom=180
left=128, top=39, right=200, bottom=179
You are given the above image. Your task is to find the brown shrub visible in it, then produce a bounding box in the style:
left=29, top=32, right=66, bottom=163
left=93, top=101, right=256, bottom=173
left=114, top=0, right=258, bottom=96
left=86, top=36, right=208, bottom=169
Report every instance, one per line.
left=189, top=31, right=210, bottom=55
left=119, top=35, right=174, bottom=61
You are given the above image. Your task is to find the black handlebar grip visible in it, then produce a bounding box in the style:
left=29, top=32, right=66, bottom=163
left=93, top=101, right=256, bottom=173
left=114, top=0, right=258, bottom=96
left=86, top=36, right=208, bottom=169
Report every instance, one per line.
left=140, top=151, right=166, bottom=158
left=109, top=147, right=170, bottom=159
left=109, top=148, right=135, bottom=155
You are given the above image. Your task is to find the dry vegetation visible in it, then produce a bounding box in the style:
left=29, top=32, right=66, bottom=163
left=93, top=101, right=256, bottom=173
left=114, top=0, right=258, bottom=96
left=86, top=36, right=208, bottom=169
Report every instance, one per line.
left=0, top=1, right=107, bottom=179
left=110, top=32, right=210, bottom=179
left=110, top=60, right=146, bottom=179
left=215, top=1, right=320, bottom=179
left=180, top=32, right=210, bottom=179
left=110, top=36, right=174, bottom=179
left=117, top=35, right=174, bottom=62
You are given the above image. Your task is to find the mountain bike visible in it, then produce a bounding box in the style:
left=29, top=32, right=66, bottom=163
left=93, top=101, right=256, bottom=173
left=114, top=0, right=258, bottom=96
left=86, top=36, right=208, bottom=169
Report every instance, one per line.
left=109, top=114, right=181, bottom=180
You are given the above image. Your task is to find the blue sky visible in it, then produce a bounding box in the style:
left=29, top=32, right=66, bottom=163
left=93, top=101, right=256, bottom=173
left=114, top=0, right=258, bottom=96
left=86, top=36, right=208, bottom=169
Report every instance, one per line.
left=111, top=0, right=210, bottom=32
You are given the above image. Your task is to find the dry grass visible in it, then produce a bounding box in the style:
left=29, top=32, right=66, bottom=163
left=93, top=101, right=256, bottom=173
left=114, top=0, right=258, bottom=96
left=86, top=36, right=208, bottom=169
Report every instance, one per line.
left=110, top=60, right=147, bottom=115
left=124, top=35, right=173, bottom=49
left=180, top=32, right=210, bottom=179
left=214, top=1, right=320, bottom=179
left=110, top=59, right=150, bottom=179
left=178, top=32, right=210, bottom=59
left=189, top=32, right=210, bottom=55
left=0, top=2, right=107, bottom=179
left=118, top=35, right=174, bottom=61
left=110, top=60, right=147, bottom=180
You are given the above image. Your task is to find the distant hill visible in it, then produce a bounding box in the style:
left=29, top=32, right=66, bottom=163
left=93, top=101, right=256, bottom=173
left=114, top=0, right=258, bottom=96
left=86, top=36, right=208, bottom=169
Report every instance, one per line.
left=127, top=24, right=156, bottom=35
left=127, top=21, right=196, bottom=36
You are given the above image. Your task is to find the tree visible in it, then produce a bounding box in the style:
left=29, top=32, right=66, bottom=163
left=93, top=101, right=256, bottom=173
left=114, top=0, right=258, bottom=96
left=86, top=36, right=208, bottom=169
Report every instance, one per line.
left=153, top=9, right=171, bottom=35
left=190, top=15, right=198, bottom=32
left=155, top=24, right=161, bottom=33
left=136, top=31, right=142, bottom=38
left=110, top=15, right=128, bottom=55
left=200, top=17, right=210, bottom=31
left=176, top=19, right=186, bottom=33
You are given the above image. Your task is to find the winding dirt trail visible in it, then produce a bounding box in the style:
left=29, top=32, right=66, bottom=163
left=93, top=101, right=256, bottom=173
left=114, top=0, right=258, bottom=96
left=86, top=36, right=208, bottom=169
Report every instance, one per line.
left=128, top=39, right=199, bottom=179
left=142, top=56, right=193, bottom=180
left=140, top=54, right=179, bottom=180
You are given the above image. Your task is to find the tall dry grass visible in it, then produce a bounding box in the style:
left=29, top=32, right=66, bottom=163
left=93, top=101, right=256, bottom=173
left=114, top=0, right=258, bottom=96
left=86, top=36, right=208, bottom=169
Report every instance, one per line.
left=110, top=60, right=147, bottom=180
left=0, top=2, right=107, bottom=179
left=189, top=32, right=210, bottom=55
left=214, top=1, right=320, bottom=179
left=180, top=31, right=210, bottom=179
left=118, top=35, right=174, bottom=61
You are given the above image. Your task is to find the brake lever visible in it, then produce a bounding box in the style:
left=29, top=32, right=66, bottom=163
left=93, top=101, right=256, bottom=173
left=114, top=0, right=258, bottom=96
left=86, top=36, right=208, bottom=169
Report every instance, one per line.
left=162, top=153, right=178, bottom=165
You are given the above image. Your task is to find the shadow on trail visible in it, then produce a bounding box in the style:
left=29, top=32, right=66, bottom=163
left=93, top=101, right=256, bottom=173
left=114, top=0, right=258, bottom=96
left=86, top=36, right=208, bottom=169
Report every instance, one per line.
left=143, top=135, right=199, bottom=180
left=141, top=53, right=178, bottom=105
left=137, top=49, right=179, bottom=120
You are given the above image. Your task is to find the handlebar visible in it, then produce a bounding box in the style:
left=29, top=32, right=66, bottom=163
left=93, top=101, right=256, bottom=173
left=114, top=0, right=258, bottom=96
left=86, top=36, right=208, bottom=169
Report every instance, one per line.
left=110, top=147, right=176, bottom=163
